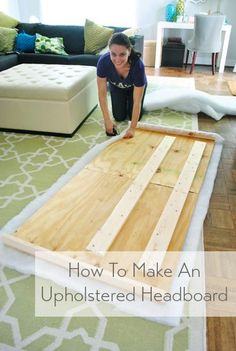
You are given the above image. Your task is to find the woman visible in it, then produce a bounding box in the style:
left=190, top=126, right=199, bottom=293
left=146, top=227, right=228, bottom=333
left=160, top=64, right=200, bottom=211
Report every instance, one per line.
left=97, top=32, right=147, bottom=138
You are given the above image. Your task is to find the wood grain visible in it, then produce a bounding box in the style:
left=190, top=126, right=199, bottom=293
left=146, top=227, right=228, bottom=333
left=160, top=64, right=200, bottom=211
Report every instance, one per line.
left=141, top=141, right=206, bottom=267
left=3, top=128, right=216, bottom=295
left=86, top=135, right=175, bottom=253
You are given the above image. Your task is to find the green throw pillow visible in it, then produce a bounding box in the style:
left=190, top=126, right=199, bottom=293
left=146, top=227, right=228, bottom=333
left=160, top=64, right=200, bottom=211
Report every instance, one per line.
left=84, top=19, right=114, bottom=54
left=0, top=26, right=17, bottom=52
left=35, top=33, right=68, bottom=55
left=0, top=11, right=19, bottom=28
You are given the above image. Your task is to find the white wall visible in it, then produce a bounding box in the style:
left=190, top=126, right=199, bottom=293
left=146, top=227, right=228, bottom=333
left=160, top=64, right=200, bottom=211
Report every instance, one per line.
left=17, top=0, right=41, bottom=22
left=0, top=0, right=20, bottom=18
left=220, top=0, right=236, bottom=66
left=135, top=0, right=236, bottom=67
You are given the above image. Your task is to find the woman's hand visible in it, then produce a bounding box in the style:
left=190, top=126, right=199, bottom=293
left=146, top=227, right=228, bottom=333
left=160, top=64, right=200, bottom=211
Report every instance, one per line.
left=97, top=77, right=118, bottom=136
left=123, top=127, right=135, bottom=139
left=124, top=86, right=145, bottom=139
left=105, top=119, right=116, bottom=135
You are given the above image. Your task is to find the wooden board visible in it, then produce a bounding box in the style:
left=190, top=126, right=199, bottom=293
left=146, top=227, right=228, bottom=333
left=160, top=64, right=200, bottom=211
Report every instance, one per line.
left=87, top=136, right=176, bottom=254
left=2, top=127, right=216, bottom=293
left=141, top=140, right=206, bottom=268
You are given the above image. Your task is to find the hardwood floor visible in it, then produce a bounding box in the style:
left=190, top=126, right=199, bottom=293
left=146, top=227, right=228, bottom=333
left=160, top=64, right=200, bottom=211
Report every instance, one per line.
left=145, top=65, right=236, bottom=351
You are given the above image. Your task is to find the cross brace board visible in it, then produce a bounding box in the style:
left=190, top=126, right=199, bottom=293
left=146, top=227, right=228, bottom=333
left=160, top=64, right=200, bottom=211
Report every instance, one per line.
left=140, top=140, right=206, bottom=268
left=86, top=136, right=176, bottom=254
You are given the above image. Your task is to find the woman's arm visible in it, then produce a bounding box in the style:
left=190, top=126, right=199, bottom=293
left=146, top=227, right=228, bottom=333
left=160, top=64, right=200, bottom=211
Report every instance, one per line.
left=124, top=85, right=145, bottom=139
left=97, top=77, right=114, bottom=134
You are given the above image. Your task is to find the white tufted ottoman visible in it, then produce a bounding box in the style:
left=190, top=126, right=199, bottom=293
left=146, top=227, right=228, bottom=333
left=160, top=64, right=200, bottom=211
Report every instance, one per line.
left=0, top=64, right=98, bottom=136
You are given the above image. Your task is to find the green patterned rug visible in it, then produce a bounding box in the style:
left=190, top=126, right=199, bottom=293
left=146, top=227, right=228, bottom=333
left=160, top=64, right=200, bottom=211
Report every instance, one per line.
left=0, top=78, right=201, bottom=351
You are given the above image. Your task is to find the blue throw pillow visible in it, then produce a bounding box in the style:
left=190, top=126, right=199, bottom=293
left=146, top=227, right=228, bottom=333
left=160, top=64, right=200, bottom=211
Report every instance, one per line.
left=16, top=31, right=36, bottom=52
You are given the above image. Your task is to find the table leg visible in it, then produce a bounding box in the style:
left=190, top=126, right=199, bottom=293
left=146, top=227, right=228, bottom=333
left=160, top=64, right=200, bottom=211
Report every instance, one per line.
left=219, top=26, right=231, bottom=73
left=155, top=24, right=164, bottom=69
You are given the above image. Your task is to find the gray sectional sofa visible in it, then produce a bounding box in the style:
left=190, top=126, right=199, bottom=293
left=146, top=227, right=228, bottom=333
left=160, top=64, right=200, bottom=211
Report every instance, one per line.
left=0, top=22, right=144, bottom=71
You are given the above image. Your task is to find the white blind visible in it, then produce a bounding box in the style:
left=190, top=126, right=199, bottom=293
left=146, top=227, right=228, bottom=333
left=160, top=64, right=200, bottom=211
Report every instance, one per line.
left=40, top=0, right=136, bottom=27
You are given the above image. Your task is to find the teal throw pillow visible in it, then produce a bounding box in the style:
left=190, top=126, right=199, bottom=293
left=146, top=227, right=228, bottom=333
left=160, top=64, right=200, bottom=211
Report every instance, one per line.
left=35, top=33, right=68, bottom=55
left=16, top=31, right=36, bottom=52
left=0, top=26, right=17, bottom=52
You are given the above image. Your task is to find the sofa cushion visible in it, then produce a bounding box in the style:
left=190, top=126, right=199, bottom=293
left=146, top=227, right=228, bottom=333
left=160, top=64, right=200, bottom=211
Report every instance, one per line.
left=18, top=52, right=70, bottom=64
left=0, top=27, right=18, bottom=52
left=0, top=53, right=18, bottom=71
left=36, top=24, right=85, bottom=54
left=17, top=52, right=99, bottom=66
left=17, top=22, right=39, bottom=35
left=0, top=11, right=19, bottom=28
left=16, top=31, right=36, bottom=52
left=75, top=54, right=100, bottom=66
left=35, top=33, right=68, bottom=55
left=84, top=19, right=114, bottom=54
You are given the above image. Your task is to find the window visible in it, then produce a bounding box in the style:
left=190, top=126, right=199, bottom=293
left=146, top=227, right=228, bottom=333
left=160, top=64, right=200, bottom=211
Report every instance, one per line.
left=40, top=0, right=136, bottom=27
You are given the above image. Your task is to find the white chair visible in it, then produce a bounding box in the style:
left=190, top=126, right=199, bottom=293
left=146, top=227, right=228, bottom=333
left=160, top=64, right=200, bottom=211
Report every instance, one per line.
left=185, top=14, right=225, bottom=75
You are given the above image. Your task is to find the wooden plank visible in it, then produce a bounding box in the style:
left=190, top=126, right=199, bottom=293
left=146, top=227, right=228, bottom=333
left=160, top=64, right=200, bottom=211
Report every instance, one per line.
left=151, top=137, right=214, bottom=193
left=86, top=129, right=166, bottom=179
left=9, top=182, right=197, bottom=254
left=86, top=136, right=176, bottom=254
left=1, top=129, right=218, bottom=297
left=10, top=131, right=212, bottom=255
left=109, top=185, right=197, bottom=252
left=1, top=235, right=168, bottom=296
left=138, top=124, right=218, bottom=141
left=2, top=234, right=46, bottom=256
left=86, top=129, right=215, bottom=193
left=14, top=169, right=132, bottom=251
left=140, top=141, right=206, bottom=268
